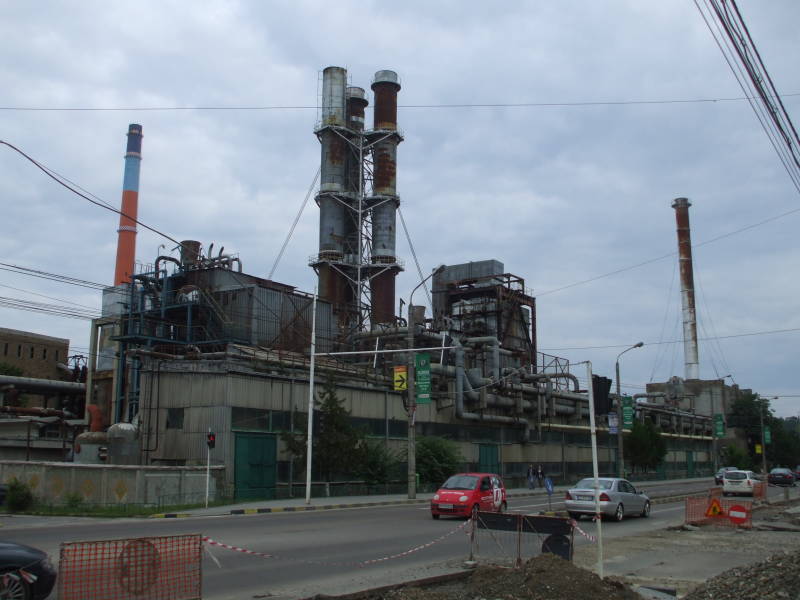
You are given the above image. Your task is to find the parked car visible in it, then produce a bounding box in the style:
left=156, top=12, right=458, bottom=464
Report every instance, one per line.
left=0, top=540, right=57, bottom=600
left=564, top=477, right=650, bottom=522
left=723, top=470, right=759, bottom=496
left=714, top=466, right=738, bottom=485
left=794, top=465, right=800, bottom=481
left=430, top=473, right=507, bottom=519
left=768, top=467, right=796, bottom=486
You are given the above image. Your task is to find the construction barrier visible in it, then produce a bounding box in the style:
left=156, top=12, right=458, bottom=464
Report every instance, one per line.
left=470, top=512, right=574, bottom=566
left=685, top=495, right=753, bottom=529
left=58, top=534, right=202, bottom=600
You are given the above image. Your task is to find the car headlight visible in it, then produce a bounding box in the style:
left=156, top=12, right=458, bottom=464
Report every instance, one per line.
left=459, top=495, right=468, bottom=502
left=433, top=494, right=439, bottom=501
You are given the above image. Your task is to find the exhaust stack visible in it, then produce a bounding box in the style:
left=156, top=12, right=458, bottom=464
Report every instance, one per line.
left=113, top=124, right=143, bottom=286
left=672, top=197, right=699, bottom=380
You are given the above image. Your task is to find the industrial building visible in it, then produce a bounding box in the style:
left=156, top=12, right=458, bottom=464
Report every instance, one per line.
left=0, top=67, right=720, bottom=502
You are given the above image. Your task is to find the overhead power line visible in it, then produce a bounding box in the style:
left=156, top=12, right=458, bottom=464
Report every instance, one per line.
left=1, top=93, right=798, bottom=112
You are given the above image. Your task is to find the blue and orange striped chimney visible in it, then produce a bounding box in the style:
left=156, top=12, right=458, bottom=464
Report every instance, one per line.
left=113, top=124, right=143, bottom=286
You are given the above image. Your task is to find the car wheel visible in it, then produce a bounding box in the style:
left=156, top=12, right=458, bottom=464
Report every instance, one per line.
left=432, top=513, right=440, bottom=520
left=0, top=571, right=30, bottom=600
left=641, top=501, right=651, bottom=518
left=614, top=504, right=624, bottom=522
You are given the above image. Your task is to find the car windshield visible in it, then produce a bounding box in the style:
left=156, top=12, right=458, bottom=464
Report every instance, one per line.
left=725, top=471, right=747, bottom=480
left=441, top=475, right=479, bottom=490
left=771, top=468, right=791, bottom=474
left=574, top=478, right=613, bottom=490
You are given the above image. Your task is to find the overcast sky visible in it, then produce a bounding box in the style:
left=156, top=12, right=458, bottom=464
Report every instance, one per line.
left=1, top=1, right=798, bottom=416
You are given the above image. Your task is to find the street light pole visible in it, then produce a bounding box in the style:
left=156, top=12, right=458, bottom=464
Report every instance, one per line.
left=615, top=342, right=643, bottom=478
left=406, top=265, right=444, bottom=499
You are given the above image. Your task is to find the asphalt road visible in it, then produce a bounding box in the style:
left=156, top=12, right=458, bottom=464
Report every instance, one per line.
left=0, top=479, right=784, bottom=600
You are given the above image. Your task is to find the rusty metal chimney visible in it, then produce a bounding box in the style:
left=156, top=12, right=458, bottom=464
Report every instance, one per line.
left=672, top=197, right=699, bottom=380
left=369, top=70, right=402, bottom=325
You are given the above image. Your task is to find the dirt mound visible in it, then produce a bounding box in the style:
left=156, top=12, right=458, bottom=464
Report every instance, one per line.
left=683, top=547, right=800, bottom=600
left=361, top=554, right=640, bottom=600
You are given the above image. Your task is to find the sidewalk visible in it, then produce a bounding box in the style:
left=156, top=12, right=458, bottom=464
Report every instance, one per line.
left=152, top=476, right=713, bottom=518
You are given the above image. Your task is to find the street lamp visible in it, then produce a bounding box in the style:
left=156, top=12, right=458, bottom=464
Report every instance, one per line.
left=406, top=265, right=445, bottom=499
left=615, top=342, right=643, bottom=478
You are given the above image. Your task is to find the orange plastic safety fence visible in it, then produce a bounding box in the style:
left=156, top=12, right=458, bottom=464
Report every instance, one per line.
left=58, top=534, right=202, bottom=600
left=685, top=496, right=753, bottom=529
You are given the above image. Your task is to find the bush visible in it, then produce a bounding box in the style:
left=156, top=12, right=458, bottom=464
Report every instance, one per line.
left=415, top=436, right=463, bottom=486
left=64, top=492, right=83, bottom=510
left=6, top=478, right=34, bottom=512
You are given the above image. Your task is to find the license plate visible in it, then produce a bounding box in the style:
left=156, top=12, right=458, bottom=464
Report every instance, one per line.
left=577, top=495, right=593, bottom=501
left=439, top=503, right=453, bottom=510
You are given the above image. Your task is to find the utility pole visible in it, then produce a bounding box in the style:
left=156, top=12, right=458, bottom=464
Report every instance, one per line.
left=615, top=342, right=643, bottom=478
left=406, top=266, right=444, bottom=499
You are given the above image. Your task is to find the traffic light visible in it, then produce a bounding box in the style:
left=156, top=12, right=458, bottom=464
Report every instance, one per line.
left=592, top=375, right=612, bottom=415
left=207, top=432, right=216, bottom=449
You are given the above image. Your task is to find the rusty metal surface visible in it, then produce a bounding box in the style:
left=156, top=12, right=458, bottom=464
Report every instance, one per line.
left=370, top=270, right=396, bottom=325
left=373, top=141, right=397, bottom=194
left=372, top=81, right=399, bottom=130
left=672, top=197, right=699, bottom=379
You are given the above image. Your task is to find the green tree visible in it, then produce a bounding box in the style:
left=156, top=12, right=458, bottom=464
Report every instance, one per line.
left=624, top=420, right=667, bottom=473
left=415, top=436, right=463, bottom=486
left=721, top=444, right=752, bottom=470
left=0, top=362, right=23, bottom=376
left=281, top=375, right=363, bottom=482
left=356, top=439, right=400, bottom=485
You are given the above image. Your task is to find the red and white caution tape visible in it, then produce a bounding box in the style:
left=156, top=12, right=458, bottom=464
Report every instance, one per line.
left=202, top=536, right=273, bottom=559
left=202, top=519, right=469, bottom=568
left=569, top=519, right=597, bottom=543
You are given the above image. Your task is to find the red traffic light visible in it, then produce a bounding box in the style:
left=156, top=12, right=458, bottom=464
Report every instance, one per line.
left=207, top=432, right=216, bottom=449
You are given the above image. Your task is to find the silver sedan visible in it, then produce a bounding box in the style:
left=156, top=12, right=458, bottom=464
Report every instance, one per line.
left=565, top=477, right=651, bottom=521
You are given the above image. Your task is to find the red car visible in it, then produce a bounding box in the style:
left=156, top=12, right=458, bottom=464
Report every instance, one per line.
left=430, top=472, right=507, bottom=519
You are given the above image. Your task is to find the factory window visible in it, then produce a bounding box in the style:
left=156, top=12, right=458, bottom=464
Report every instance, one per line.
left=29, top=346, right=34, bottom=359
left=3, top=343, right=7, bottom=356
left=42, top=348, right=47, bottom=360
left=166, top=408, right=184, bottom=430
left=232, top=407, right=269, bottom=431
left=17, top=345, right=21, bottom=358
left=55, top=350, right=60, bottom=362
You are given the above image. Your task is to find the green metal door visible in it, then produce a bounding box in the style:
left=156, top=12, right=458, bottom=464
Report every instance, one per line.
left=478, top=444, right=500, bottom=474
left=234, top=432, right=277, bottom=500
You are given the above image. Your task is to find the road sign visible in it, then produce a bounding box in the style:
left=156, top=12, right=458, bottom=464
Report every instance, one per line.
left=544, top=477, right=554, bottom=495
left=705, top=497, right=724, bottom=518
left=393, top=366, right=407, bottom=391
left=622, top=396, right=634, bottom=430
left=415, top=352, right=431, bottom=404
left=728, top=504, right=749, bottom=525
left=608, top=412, right=618, bottom=434
left=714, top=414, right=725, bottom=438
left=755, top=443, right=763, bottom=455
left=764, top=426, right=771, bottom=444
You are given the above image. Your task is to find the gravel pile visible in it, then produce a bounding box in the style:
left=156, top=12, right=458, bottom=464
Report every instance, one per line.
left=353, top=554, right=640, bottom=600
left=684, top=547, right=800, bottom=600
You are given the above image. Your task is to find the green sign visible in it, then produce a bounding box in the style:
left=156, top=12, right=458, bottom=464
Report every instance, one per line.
left=622, top=396, right=634, bottom=430
left=714, top=414, right=725, bottom=438
left=765, top=426, right=771, bottom=445
left=415, top=352, right=431, bottom=404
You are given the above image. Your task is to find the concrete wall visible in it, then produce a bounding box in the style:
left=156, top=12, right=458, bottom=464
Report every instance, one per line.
left=0, top=461, right=224, bottom=506
left=0, top=328, right=69, bottom=379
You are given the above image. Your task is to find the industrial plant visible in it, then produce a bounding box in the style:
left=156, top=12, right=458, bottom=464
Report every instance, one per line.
left=0, top=66, right=750, bottom=504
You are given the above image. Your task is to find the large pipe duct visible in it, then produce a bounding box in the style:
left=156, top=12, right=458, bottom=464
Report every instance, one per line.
left=370, top=70, right=402, bottom=324
left=672, top=197, right=699, bottom=380
left=113, top=124, right=143, bottom=286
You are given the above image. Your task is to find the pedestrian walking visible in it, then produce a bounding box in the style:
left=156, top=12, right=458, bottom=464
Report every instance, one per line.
left=536, top=464, right=545, bottom=488
left=526, top=464, right=535, bottom=489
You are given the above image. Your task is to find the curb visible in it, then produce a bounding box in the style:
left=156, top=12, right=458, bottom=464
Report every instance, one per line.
left=150, top=513, right=194, bottom=519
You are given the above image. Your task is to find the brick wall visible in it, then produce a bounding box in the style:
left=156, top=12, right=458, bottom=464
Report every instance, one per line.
left=0, top=327, right=70, bottom=379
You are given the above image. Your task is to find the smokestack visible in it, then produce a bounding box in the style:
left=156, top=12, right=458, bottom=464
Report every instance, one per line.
left=113, top=124, right=143, bottom=286
left=672, top=197, right=699, bottom=380
left=369, top=70, right=402, bottom=325
left=317, top=67, right=349, bottom=309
